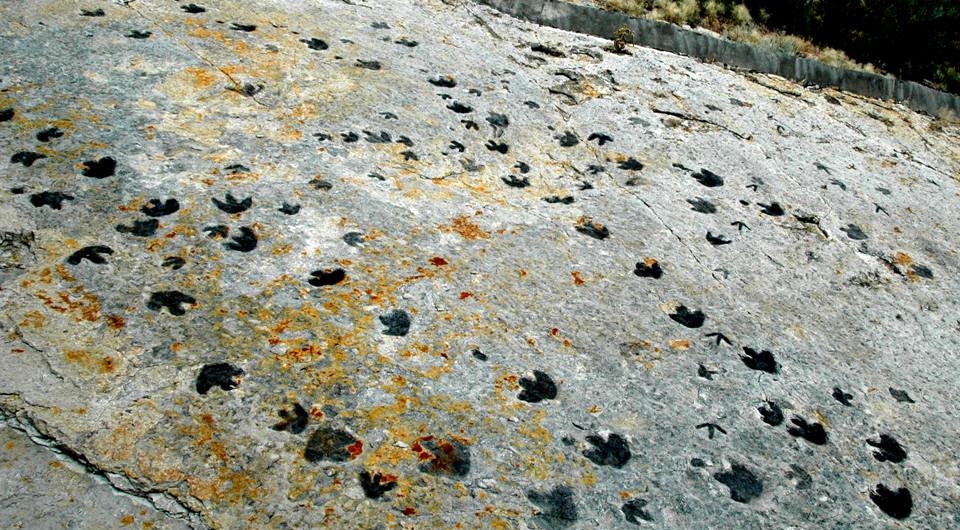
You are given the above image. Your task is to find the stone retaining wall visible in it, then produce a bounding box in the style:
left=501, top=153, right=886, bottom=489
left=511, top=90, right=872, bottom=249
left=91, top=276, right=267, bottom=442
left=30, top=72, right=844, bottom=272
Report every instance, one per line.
left=475, top=0, right=960, bottom=116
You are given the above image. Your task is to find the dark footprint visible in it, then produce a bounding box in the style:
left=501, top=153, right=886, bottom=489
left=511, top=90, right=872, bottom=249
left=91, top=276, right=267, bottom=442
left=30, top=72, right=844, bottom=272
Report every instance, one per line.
left=80, top=8, right=105, bottom=16
left=486, top=112, right=509, bottom=136
left=686, top=197, right=716, bottom=214
left=0, top=108, right=13, bottom=122
left=714, top=463, right=763, bottom=503
left=141, top=198, right=180, bottom=217
left=888, top=387, right=915, bottom=403
left=618, top=157, right=644, bottom=171
left=501, top=175, right=530, bottom=188
left=230, top=23, right=256, bottom=32
left=36, top=127, right=64, bottom=142
left=832, top=387, right=854, bottom=406
left=66, top=245, right=113, bottom=265
left=587, top=132, right=613, bottom=145
left=583, top=432, right=631, bottom=468
left=204, top=225, right=229, bottom=239
left=447, top=102, right=473, bottom=113
left=668, top=305, right=705, bottom=328
left=787, top=416, right=828, bottom=445
left=758, top=202, right=785, bottom=216
left=181, top=3, right=206, bottom=13
left=212, top=192, right=252, bottom=214
left=115, top=218, right=159, bottom=237
left=485, top=140, right=508, bottom=154
left=301, top=37, right=328, bottom=50
left=621, top=498, right=653, bottom=524
left=304, top=427, right=360, bottom=463
left=308, top=268, right=346, bottom=286
left=527, top=486, right=578, bottom=528
left=555, top=131, right=579, bottom=147
left=126, top=30, right=152, bottom=39
left=692, top=169, right=724, bottom=187
left=359, top=470, right=397, bottom=499
left=514, top=161, right=530, bottom=173
left=225, top=226, right=257, bottom=252
left=740, top=347, right=779, bottom=374
left=162, top=256, right=185, bottom=270
left=279, top=202, right=301, bottom=215
left=196, top=363, right=243, bottom=394
left=841, top=224, right=868, bottom=240
left=11, top=151, right=46, bottom=167
left=30, top=191, right=73, bottom=210
left=81, top=156, right=116, bottom=178
left=867, top=434, right=907, bottom=463
left=379, top=309, right=411, bottom=336
left=518, top=370, right=557, bottom=403
left=758, top=401, right=784, bottom=426
left=147, top=290, right=196, bottom=316
left=272, top=403, right=309, bottom=434
left=418, top=437, right=471, bottom=477
left=870, top=484, right=912, bottom=519
left=634, top=258, right=663, bottom=279
left=543, top=196, right=574, bottom=204
left=575, top=217, right=609, bottom=240
left=706, top=231, right=732, bottom=245
left=428, top=75, right=456, bottom=88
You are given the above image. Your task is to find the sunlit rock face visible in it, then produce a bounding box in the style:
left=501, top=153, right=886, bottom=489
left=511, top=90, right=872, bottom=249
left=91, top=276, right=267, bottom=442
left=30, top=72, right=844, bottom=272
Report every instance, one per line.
left=1, top=1, right=958, bottom=529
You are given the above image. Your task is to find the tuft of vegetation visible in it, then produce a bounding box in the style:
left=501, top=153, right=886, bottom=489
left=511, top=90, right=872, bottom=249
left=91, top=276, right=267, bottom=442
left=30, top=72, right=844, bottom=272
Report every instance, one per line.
left=596, top=0, right=959, bottom=94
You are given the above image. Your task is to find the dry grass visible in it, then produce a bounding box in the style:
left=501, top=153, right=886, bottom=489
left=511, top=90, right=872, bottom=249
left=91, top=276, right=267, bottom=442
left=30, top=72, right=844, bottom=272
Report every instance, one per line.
left=596, top=0, right=874, bottom=73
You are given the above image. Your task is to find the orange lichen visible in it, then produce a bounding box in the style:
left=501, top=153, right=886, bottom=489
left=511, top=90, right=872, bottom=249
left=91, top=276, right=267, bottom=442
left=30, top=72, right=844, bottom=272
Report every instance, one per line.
left=669, top=339, right=691, bottom=350
left=571, top=271, right=585, bottom=285
left=442, top=216, right=489, bottom=240
left=429, top=256, right=448, bottom=266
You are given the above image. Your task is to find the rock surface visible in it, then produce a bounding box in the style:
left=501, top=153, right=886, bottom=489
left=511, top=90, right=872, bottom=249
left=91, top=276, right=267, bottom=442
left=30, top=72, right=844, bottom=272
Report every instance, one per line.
left=1, top=0, right=959, bottom=529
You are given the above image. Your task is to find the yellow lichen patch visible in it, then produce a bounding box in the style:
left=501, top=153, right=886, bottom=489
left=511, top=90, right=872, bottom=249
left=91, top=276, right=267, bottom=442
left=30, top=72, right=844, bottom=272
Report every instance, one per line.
left=34, top=287, right=101, bottom=323
left=63, top=348, right=118, bottom=375
left=668, top=339, right=691, bottom=350
left=19, top=310, right=45, bottom=329
left=441, top=215, right=489, bottom=240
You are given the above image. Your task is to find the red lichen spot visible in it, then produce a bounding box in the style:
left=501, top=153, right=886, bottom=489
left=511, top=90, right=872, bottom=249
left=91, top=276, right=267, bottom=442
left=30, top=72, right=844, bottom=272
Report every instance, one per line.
left=571, top=271, right=585, bottom=285
left=401, top=507, right=416, bottom=516
left=346, top=440, right=364, bottom=459
left=550, top=327, right=560, bottom=336
left=518, top=269, right=528, bottom=278
left=429, top=256, right=448, bottom=266
left=459, top=291, right=473, bottom=299
left=106, top=315, right=125, bottom=330
left=309, top=405, right=324, bottom=420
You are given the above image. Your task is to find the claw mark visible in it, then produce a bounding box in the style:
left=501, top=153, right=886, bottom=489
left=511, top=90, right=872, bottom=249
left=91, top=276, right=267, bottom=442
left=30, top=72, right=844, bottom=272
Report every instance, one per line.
left=279, top=202, right=301, bottom=215
left=731, top=221, right=750, bottom=232
left=429, top=76, right=456, bottom=88
left=840, top=224, right=868, bottom=240
left=181, top=4, right=206, bottom=13
left=486, top=112, right=509, bottom=136
left=618, top=157, right=644, bottom=171
left=705, top=331, right=731, bottom=346
left=621, top=498, right=653, bottom=524
left=697, top=364, right=717, bottom=380
left=485, top=140, right=508, bottom=154
left=555, top=131, right=579, bottom=147
left=888, top=387, right=915, bottom=403
left=36, top=127, right=64, bottom=142
left=543, top=195, right=574, bottom=204
left=447, top=102, right=473, bottom=113
left=758, top=202, right=785, bottom=216
left=587, top=132, right=613, bottom=145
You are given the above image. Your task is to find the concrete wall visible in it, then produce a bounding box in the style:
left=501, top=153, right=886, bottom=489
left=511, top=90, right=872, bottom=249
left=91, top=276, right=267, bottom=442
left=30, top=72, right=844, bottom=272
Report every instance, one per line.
left=475, top=0, right=960, bottom=116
